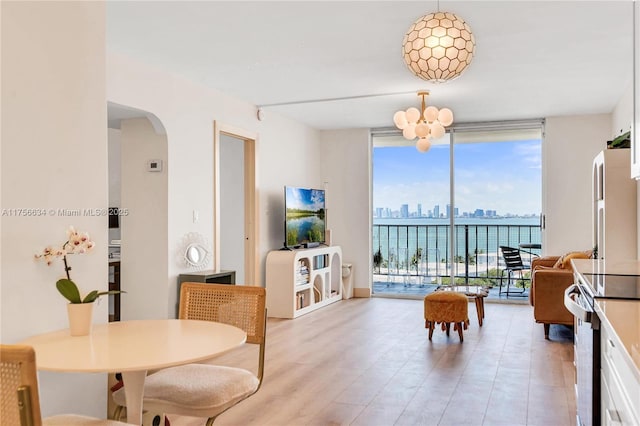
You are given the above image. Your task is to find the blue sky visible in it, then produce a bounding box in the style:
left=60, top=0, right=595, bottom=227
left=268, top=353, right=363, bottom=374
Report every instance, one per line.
left=286, top=186, right=325, bottom=211
left=373, top=139, right=542, bottom=216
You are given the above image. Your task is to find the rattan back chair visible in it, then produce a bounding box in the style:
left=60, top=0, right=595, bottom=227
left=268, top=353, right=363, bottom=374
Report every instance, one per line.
left=1, top=344, right=128, bottom=426
left=112, top=283, right=267, bottom=425
left=1, top=345, right=42, bottom=426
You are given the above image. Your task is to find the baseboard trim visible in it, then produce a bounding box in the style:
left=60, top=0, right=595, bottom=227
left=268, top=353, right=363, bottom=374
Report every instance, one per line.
left=353, top=287, right=371, bottom=298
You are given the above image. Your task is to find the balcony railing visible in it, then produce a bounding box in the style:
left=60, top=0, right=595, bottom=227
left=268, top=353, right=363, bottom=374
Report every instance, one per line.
left=372, top=223, right=541, bottom=287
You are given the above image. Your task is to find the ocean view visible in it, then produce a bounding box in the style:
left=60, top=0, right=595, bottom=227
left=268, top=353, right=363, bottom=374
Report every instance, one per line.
left=372, top=217, right=541, bottom=279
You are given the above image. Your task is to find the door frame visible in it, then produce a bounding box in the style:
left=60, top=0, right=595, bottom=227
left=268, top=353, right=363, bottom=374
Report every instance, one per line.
left=213, top=121, right=259, bottom=286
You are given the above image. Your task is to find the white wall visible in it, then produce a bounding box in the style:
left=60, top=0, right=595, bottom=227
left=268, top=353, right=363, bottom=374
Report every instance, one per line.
left=1, top=1, right=108, bottom=417
left=108, top=128, right=122, bottom=244
left=107, top=52, right=323, bottom=313
left=543, top=114, right=611, bottom=255
left=120, top=117, right=169, bottom=320
left=611, top=83, right=633, bottom=140
left=108, top=128, right=122, bottom=207
left=320, top=129, right=372, bottom=296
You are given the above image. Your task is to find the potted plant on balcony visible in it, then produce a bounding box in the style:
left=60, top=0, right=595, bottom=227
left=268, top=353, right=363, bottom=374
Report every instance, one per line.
left=35, top=226, right=123, bottom=336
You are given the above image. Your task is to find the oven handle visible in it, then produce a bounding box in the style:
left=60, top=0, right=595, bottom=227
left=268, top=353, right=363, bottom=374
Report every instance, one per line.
left=564, top=284, right=592, bottom=322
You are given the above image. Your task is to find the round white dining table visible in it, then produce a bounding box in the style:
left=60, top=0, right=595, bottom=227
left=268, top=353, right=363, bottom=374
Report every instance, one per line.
left=20, top=319, right=247, bottom=425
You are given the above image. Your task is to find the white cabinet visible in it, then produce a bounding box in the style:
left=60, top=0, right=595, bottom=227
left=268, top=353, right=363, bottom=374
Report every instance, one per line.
left=600, top=322, right=640, bottom=426
left=592, top=150, right=637, bottom=261
left=266, top=246, right=342, bottom=318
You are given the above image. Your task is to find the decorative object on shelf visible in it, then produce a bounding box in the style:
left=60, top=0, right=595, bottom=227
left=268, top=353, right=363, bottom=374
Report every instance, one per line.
left=606, top=131, right=631, bottom=149
left=35, top=226, right=123, bottom=336
left=179, top=232, right=212, bottom=270
left=402, top=10, right=475, bottom=83
left=393, top=90, right=454, bottom=152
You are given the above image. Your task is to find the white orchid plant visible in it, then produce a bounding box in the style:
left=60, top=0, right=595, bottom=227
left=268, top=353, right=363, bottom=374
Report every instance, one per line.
left=35, top=226, right=123, bottom=304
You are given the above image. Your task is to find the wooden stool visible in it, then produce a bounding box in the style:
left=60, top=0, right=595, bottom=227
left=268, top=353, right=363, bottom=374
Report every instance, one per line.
left=424, top=291, right=469, bottom=342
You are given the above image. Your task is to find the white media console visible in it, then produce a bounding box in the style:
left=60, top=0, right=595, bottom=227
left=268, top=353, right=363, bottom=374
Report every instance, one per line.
left=265, top=245, right=342, bottom=318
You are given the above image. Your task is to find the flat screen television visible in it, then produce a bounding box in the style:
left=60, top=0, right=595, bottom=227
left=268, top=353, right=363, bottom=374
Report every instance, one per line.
left=284, top=186, right=326, bottom=248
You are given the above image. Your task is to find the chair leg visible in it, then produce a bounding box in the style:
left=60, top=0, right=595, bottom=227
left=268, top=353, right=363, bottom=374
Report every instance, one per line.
left=544, top=323, right=550, bottom=339
left=445, top=322, right=450, bottom=336
left=503, top=270, right=527, bottom=297
left=474, top=297, right=483, bottom=327
left=456, top=322, right=464, bottom=342
left=428, top=322, right=434, bottom=340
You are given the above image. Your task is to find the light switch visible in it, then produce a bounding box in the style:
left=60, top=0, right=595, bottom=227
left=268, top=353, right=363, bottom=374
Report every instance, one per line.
left=193, top=210, right=199, bottom=223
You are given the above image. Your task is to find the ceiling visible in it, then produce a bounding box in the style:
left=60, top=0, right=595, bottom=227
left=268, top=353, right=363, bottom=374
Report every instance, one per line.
left=106, top=1, right=634, bottom=131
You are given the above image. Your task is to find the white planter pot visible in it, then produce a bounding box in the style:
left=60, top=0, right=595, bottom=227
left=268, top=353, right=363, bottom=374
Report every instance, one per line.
left=66, top=302, right=94, bottom=336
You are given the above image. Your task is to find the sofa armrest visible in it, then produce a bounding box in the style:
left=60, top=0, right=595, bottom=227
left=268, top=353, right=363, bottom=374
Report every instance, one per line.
left=530, top=268, right=575, bottom=324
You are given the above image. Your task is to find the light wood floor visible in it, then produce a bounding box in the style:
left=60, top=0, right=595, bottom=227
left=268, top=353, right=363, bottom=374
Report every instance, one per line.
left=168, top=297, right=576, bottom=426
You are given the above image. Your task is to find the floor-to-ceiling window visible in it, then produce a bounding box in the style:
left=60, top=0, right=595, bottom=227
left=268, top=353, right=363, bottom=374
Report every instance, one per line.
left=372, top=121, right=543, bottom=298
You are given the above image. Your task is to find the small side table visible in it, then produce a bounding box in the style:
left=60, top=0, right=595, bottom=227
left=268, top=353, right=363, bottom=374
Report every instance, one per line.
left=436, top=285, right=489, bottom=326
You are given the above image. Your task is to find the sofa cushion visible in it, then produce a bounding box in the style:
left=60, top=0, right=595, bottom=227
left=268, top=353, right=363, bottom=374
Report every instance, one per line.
left=552, top=250, right=592, bottom=269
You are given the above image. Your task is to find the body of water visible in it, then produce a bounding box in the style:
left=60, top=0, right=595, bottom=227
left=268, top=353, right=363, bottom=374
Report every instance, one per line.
left=373, top=217, right=541, bottom=272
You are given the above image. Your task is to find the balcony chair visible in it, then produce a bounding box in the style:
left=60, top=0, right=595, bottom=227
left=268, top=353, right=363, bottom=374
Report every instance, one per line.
left=498, top=246, right=530, bottom=297
left=112, top=283, right=267, bottom=425
left=0, top=344, right=128, bottom=426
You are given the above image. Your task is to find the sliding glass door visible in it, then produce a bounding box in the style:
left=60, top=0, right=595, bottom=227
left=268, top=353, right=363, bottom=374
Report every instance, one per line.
left=372, top=123, right=543, bottom=297
left=372, top=134, right=451, bottom=296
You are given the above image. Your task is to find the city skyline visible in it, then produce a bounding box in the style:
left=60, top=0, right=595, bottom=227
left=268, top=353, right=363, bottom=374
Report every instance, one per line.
left=374, top=202, right=538, bottom=219
left=373, top=138, right=542, bottom=216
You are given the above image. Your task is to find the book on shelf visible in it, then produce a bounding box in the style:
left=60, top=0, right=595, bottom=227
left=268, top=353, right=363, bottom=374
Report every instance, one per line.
left=296, top=292, right=306, bottom=309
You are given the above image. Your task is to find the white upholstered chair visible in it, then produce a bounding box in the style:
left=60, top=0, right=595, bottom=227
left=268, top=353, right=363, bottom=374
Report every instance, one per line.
left=112, top=283, right=267, bottom=425
left=0, top=344, right=128, bottom=426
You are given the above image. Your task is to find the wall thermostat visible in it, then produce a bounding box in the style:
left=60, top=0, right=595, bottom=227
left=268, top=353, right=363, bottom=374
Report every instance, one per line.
left=147, top=159, right=163, bottom=172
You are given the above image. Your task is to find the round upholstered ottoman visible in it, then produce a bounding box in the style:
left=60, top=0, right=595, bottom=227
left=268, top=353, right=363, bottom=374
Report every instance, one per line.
left=424, top=291, right=469, bottom=342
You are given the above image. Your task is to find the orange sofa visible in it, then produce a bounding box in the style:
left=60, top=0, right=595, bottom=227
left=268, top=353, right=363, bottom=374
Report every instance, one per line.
left=529, top=255, right=580, bottom=339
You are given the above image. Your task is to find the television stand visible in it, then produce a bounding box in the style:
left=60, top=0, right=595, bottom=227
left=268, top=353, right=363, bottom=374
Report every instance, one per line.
left=266, top=246, right=342, bottom=318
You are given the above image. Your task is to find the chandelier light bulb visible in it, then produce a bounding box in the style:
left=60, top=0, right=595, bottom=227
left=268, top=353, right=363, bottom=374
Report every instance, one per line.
left=415, top=122, right=429, bottom=138
left=416, top=137, right=432, bottom=153
left=405, top=107, right=421, bottom=123
left=393, top=111, right=408, bottom=129
left=403, top=124, right=417, bottom=140
left=430, top=122, right=446, bottom=139
left=424, top=106, right=439, bottom=122
left=438, top=108, right=454, bottom=126
left=402, top=12, right=475, bottom=83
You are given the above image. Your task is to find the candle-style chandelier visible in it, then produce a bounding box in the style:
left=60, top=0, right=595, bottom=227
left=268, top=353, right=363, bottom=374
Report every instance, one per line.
left=392, top=90, right=453, bottom=153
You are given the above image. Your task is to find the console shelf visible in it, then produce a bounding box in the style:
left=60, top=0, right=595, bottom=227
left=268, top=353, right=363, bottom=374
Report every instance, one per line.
left=266, top=246, right=342, bottom=318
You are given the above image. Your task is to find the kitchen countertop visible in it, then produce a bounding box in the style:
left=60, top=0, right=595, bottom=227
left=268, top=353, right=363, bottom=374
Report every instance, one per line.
left=595, top=298, right=640, bottom=381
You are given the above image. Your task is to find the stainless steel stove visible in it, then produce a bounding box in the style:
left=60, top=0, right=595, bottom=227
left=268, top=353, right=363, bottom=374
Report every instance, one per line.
left=565, top=269, right=640, bottom=426
left=580, top=273, right=640, bottom=299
